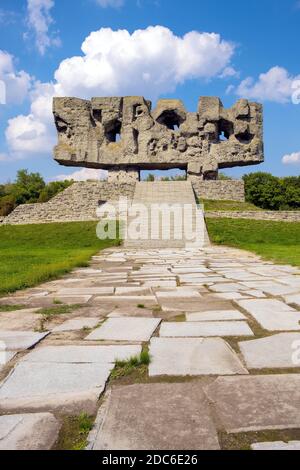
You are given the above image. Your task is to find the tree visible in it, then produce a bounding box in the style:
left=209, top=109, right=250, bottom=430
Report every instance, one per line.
left=0, top=195, right=16, bottom=216
left=146, top=173, right=155, bottom=181
left=243, top=172, right=300, bottom=210
left=38, top=180, right=73, bottom=203
left=12, top=169, right=45, bottom=205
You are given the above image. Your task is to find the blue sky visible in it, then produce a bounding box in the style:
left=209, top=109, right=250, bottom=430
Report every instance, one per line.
left=0, top=0, right=299, bottom=183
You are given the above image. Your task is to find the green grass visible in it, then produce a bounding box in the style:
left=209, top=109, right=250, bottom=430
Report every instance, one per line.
left=111, top=350, right=151, bottom=380
left=203, top=199, right=262, bottom=211
left=55, top=413, right=94, bottom=450
left=0, top=221, right=119, bottom=295
left=36, top=304, right=84, bottom=317
left=0, top=304, right=27, bottom=312
left=206, top=218, right=300, bottom=267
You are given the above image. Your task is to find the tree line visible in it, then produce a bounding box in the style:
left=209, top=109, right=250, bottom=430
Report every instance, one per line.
left=0, top=169, right=299, bottom=217
left=0, top=170, right=72, bottom=217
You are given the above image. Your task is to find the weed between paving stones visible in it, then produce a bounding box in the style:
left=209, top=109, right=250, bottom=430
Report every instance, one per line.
left=0, top=304, right=27, bottom=312
left=110, top=350, right=151, bottom=381
left=219, top=429, right=300, bottom=451
left=35, top=304, right=85, bottom=332
left=54, top=413, right=94, bottom=450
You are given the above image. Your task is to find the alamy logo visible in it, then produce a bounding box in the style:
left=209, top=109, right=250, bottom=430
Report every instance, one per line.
left=0, top=80, right=6, bottom=105
left=292, top=80, right=300, bottom=105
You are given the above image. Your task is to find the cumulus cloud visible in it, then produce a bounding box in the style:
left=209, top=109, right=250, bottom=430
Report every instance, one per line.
left=26, top=0, right=61, bottom=55
left=282, top=152, right=300, bottom=165
left=95, top=0, right=124, bottom=7
left=54, top=168, right=108, bottom=181
left=0, top=50, right=32, bottom=104
left=5, top=25, right=235, bottom=159
left=234, top=66, right=300, bottom=103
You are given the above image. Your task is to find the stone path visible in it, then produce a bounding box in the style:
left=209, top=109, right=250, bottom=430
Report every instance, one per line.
left=0, top=245, right=300, bottom=449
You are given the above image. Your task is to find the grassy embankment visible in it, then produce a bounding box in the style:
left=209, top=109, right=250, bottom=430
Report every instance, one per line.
left=0, top=221, right=119, bottom=295
left=206, top=217, right=300, bottom=267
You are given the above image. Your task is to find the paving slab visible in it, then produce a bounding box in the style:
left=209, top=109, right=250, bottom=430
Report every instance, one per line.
left=214, top=292, right=248, bottom=300
left=159, top=321, right=254, bottom=338
left=0, top=362, right=112, bottom=413
left=239, top=333, right=300, bottom=369
left=46, top=295, right=92, bottom=304
left=114, top=286, right=151, bottom=296
left=88, top=383, right=220, bottom=450
left=143, top=280, right=177, bottom=288
left=0, top=309, right=42, bottom=331
left=0, top=413, right=60, bottom=450
left=21, top=345, right=142, bottom=364
left=186, top=310, right=246, bottom=322
left=251, top=441, right=300, bottom=450
left=204, top=375, right=300, bottom=432
left=284, top=294, right=300, bottom=308
left=241, top=281, right=299, bottom=296
left=209, top=283, right=248, bottom=293
left=85, top=317, right=161, bottom=342
left=149, top=338, right=248, bottom=376
left=56, top=287, right=114, bottom=296
left=107, top=307, right=154, bottom=318
left=155, top=288, right=202, bottom=299
left=0, top=331, right=48, bottom=351
left=237, top=299, right=300, bottom=331
left=52, top=317, right=100, bottom=332
left=0, top=350, right=17, bottom=371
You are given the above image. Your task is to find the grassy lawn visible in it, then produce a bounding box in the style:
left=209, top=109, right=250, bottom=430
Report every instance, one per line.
left=203, top=199, right=262, bottom=211
left=206, top=218, right=300, bottom=267
left=0, top=222, right=119, bottom=295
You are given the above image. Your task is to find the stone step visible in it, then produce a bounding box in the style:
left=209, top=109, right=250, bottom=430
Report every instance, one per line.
left=124, top=181, right=209, bottom=249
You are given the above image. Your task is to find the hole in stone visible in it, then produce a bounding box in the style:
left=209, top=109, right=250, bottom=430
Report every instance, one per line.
left=218, top=119, right=233, bottom=141
left=140, top=169, right=187, bottom=181
left=157, top=111, right=183, bottom=131
left=106, top=120, right=122, bottom=143
left=235, top=131, right=254, bottom=144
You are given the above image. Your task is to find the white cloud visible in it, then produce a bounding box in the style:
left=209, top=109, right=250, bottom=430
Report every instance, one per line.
left=95, top=0, right=124, bottom=7
left=282, top=152, right=300, bottom=165
left=54, top=168, right=108, bottom=181
left=5, top=25, right=235, bottom=159
left=0, top=50, right=32, bottom=104
left=26, top=0, right=61, bottom=55
left=235, top=66, right=300, bottom=103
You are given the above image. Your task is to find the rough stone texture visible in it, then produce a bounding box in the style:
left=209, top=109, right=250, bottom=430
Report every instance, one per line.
left=239, top=333, right=300, bottom=369
left=88, top=383, right=220, bottom=450
left=0, top=413, right=60, bottom=450
left=85, top=317, right=161, bottom=342
left=194, top=180, right=245, bottom=202
left=149, top=337, right=248, bottom=376
left=53, top=96, right=263, bottom=180
left=251, top=441, right=300, bottom=450
left=205, top=375, right=300, bottom=432
left=205, top=210, right=300, bottom=222
left=2, top=181, right=135, bottom=225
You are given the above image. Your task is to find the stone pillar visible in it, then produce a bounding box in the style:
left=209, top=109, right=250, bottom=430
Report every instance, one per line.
left=107, top=166, right=140, bottom=183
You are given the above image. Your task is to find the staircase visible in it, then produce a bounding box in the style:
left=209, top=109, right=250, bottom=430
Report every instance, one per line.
left=124, top=181, right=210, bottom=249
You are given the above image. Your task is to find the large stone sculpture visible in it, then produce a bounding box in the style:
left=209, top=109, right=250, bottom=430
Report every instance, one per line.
left=53, top=96, right=263, bottom=182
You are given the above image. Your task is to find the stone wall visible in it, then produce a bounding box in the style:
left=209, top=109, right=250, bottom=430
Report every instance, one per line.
left=205, top=210, right=300, bottom=222
left=2, top=181, right=136, bottom=225
left=192, top=180, right=245, bottom=202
